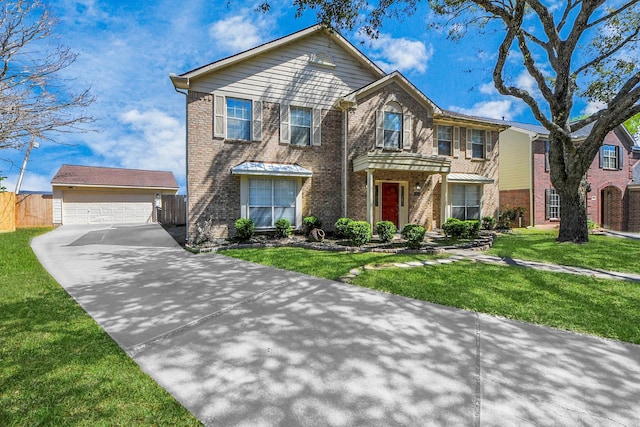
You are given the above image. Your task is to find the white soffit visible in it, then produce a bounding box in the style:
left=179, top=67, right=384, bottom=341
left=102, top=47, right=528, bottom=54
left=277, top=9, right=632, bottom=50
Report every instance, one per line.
left=447, top=173, right=495, bottom=184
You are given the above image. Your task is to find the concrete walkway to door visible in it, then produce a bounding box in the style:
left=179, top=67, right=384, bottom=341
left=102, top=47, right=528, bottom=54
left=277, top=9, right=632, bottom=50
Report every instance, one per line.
left=32, top=224, right=640, bottom=426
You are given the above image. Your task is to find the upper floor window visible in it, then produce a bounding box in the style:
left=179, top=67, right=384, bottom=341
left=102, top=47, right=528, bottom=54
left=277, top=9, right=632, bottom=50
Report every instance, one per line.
left=383, top=104, right=402, bottom=149
left=280, top=105, right=321, bottom=146
left=600, top=145, right=622, bottom=170
left=438, top=125, right=453, bottom=156
left=376, top=102, right=411, bottom=150
left=471, top=129, right=485, bottom=158
left=227, top=98, right=252, bottom=140
left=290, top=107, right=312, bottom=146
left=214, top=94, right=262, bottom=141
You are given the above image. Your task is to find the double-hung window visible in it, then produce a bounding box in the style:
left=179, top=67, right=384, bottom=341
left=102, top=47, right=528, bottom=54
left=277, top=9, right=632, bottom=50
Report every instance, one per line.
left=383, top=110, right=402, bottom=149
left=248, top=178, right=296, bottom=227
left=471, top=129, right=485, bottom=159
left=438, top=125, right=453, bottom=156
left=601, top=145, right=618, bottom=170
left=451, top=185, right=481, bottom=220
left=290, top=107, right=312, bottom=146
left=546, top=188, right=560, bottom=220
left=226, top=98, right=252, bottom=140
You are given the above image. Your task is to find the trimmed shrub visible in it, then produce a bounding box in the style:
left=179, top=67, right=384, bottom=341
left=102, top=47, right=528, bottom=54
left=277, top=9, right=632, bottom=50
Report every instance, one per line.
left=481, top=216, right=496, bottom=230
left=443, top=218, right=480, bottom=239
left=347, top=221, right=372, bottom=246
left=375, top=221, right=396, bottom=243
left=401, top=223, right=426, bottom=248
left=334, top=217, right=354, bottom=239
left=274, top=218, right=292, bottom=239
left=303, top=216, right=322, bottom=236
left=234, top=218, right=254, bottom=241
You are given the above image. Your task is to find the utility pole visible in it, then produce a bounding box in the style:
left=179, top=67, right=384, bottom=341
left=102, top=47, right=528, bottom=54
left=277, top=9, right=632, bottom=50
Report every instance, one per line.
left=15, top=138, right=39, bottom=195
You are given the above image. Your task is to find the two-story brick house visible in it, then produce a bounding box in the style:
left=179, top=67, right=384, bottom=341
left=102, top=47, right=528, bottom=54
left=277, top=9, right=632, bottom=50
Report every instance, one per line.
left=499, top=121, right=640, bottom=231
left=170, top=25, right=506, bottom=241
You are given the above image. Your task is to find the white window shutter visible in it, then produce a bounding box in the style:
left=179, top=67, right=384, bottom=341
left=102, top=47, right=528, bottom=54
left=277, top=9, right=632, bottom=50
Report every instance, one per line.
left=402, top=113, right=411, bottom=150
left=453, top=126, right=460, bottom=157
left=466, top=128, right=472, bottom=158
left=312, top=108, right=322, bottom=146
left=214, top=94, right=226, bottom=138
left=485, top=130, right=492, bottom=156
left=280, top=104, right=290, bottom=143
left=433, top=124, right=439, bottom=154
left=252, top=101, right=262, bottom=141
left=376, top=110, right=384, bottom=148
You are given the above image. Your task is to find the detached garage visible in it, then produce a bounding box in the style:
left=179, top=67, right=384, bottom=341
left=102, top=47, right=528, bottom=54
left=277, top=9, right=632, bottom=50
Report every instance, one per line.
left=52, top=165, right=179, bottom=225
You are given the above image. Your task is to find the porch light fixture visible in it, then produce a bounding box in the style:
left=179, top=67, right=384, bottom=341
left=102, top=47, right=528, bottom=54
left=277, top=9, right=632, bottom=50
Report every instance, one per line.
left=415, top=182, right=421, bottom=192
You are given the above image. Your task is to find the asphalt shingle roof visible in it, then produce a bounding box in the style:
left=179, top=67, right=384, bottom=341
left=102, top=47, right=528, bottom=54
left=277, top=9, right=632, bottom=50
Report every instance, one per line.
left=51, top=165, right=179, bottom=189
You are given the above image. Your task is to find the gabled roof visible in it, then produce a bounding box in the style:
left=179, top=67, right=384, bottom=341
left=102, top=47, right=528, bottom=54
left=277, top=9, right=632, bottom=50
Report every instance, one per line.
left=51, top=165, right=179, bottom=190
left=505, top=120, right=596, bottom=140
left=439, top=110, right=509, bottom=130
left=170, top=24, right=385, bottom=90
left=340, top=71, right=443, bottom=114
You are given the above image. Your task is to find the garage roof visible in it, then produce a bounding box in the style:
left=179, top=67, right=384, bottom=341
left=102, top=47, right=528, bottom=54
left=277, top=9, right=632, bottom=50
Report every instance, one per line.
left=51, top=165, right=179, bottom=190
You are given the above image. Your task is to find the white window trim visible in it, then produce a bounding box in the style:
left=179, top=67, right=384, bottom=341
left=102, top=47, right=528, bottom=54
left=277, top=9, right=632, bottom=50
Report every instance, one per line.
left=281, top=104, right=321, bottom=146
left=448, top=184, right=483, bottom=220
left=213, top=92, right=262, bottom=142
left=437, top=125, right=453, bottom=157
left=239, top=175, right=303, bottom=229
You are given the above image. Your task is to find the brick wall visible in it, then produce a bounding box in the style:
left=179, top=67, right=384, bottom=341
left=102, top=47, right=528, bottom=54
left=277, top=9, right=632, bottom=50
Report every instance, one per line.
left=499, top=189, right=531, bottom=227
left=186, top=93, right=343, bottom=239
left=532, top=128, right=638, bottom=230
left=628, top=188, right=640, bottom=232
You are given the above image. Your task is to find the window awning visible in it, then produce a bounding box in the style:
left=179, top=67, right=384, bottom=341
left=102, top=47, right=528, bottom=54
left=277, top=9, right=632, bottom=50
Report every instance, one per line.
left=447, top=173, right=495, bottom=184
left=231, top=162, right=313, bottom=177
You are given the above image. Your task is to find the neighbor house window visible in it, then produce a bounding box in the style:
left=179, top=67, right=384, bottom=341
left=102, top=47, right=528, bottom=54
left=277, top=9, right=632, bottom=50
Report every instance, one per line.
left=226, top=98, right=252, bottom=140
left=471, top=129, right=485, bottom=159
left=438, top=125, right=453, bottom=156
left=546, top=188, right=560, bottom=220
left=383, top=107, right=402, bottom=149
left=601, top=145, right=618, bottom=170
left=451, top=185, right=480, bottom=220
left=290, top=106, right=312, bottom=146
left=249, top=178, right=296, bottom=227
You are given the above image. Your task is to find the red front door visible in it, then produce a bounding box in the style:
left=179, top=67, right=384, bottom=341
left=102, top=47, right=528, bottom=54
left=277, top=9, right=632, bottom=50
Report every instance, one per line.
left=381, top=183, right=399, bottom=228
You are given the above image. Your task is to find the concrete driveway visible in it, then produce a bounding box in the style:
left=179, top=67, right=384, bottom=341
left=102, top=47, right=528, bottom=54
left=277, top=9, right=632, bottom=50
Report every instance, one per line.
left=32, top=224, right=640, bottom=426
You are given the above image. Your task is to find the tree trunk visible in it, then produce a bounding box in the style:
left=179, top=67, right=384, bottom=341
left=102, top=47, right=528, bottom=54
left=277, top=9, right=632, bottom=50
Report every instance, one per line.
left=548, top=131, right=591, bottom=243
left=556, top=180, right=589, bottom=243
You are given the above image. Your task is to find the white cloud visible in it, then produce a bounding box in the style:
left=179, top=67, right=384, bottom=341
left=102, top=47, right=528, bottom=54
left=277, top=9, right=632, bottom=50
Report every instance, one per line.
left=210, top=15, right=267, bottom=52
left=582, top=100, right=607, bottom=116
left=362, top=33, right=433, bottom=74
left=450, top=100, right=525, bottom=121
left=479, top=82, right=498, bottom=95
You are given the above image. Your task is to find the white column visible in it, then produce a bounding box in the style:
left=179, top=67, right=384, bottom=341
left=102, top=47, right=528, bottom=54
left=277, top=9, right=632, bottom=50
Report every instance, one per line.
left=440, top=173, right=448, bottom=228
left=367, top=169, right=374, bottom=227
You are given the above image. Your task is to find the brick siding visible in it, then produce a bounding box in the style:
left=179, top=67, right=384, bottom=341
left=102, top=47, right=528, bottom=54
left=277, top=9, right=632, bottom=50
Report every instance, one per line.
left=499, top=189, right=531, bottom=227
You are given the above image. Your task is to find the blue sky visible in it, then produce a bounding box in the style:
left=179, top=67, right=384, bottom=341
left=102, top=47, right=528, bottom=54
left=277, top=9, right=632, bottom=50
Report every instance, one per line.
left=0, top=0, right=601, bottom=193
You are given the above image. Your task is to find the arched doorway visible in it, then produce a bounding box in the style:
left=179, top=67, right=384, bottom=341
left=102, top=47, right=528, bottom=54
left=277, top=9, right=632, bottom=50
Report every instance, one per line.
left=600, top=186, right=623, bottom=230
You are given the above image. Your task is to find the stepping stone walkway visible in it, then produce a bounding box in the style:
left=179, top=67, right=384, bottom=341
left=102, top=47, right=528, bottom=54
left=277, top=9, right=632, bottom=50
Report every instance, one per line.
left=338, top=248, right=640, bottom=283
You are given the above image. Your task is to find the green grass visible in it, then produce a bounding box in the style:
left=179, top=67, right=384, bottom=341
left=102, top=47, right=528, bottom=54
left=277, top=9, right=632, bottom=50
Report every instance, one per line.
left=222, top=241, right=640, bottom=345
left=220, top=247, right=446, bottom=280
left=352, top=261, right=640, bottom=344
left=0, top=228, right=201, bottom=426
left=488, top=229, right=640, bottom=274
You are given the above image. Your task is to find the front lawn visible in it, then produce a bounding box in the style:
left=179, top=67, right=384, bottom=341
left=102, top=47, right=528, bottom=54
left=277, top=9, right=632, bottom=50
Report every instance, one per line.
left=222, top=241, right=640, bottom=345
left=488, top=229, right=640, bottom=274
left=0, top=228, right=201, bottom=426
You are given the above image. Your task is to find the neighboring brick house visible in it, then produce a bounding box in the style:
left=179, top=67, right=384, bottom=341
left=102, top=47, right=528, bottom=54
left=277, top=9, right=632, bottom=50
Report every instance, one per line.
left=170, top=25, right=505, bottom=241
left=499, top=121, right=640, bottom=231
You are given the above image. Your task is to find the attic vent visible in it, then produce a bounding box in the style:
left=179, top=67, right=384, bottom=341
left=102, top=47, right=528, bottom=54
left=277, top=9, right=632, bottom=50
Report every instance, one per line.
left=309, top=51, right=336, bottom=68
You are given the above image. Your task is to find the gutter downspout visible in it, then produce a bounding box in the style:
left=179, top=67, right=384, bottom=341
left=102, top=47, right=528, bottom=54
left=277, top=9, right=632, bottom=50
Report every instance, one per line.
left=171, top=76, right=189, bottom=240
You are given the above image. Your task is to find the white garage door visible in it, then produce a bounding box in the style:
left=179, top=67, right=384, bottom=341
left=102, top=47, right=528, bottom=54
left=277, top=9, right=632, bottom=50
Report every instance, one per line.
left=62, top=191, right=153, bottom=225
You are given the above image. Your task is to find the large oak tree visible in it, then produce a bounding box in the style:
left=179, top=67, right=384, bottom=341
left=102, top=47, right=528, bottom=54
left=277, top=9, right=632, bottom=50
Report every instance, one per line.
left=0, top=0, right=93, bottom=152
left=263, top=0, right=640, bottom=242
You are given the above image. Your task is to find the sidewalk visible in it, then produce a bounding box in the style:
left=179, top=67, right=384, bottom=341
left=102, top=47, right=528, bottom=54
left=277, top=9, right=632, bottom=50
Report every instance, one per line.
left=339, top=248, right=640, bottom=283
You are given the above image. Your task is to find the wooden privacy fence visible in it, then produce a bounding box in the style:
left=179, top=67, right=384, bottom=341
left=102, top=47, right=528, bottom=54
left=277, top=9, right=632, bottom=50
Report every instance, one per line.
left=158, top=194, right=186, bottom=225
left=0, top=192, right=53, bottom=232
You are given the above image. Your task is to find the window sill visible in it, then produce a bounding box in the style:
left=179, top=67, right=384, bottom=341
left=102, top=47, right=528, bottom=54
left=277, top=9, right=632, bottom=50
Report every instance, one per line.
left=470, top=158, right=486, bottom=162
left=223, top=138, right=255, bottom=144
left=282, top=142, right=314, bottom=148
